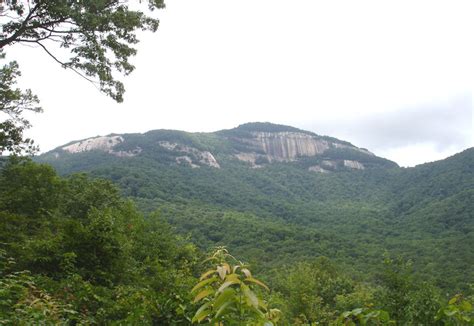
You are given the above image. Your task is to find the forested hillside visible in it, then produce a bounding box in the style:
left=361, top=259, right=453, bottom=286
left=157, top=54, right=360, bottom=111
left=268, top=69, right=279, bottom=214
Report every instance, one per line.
left=2, top=123, right=472, bottom=324
left=36, top=123, right=474, bottom=293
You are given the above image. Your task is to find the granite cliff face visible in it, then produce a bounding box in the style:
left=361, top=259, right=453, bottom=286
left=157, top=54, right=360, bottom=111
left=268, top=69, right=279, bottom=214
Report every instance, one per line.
left=244, top=132, right=330, bottom=160
left=230, top=130, right=373, bottom=166
left=41, top=123, right=397, bottom=171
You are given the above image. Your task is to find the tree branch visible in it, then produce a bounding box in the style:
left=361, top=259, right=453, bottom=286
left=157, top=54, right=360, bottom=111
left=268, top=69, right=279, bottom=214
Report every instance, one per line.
left=0, top=3, right=40, bottom=48
left=34, top=41, right=100, bottom=90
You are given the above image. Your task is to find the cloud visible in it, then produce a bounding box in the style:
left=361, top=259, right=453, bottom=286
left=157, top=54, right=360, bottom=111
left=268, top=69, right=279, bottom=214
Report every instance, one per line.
left=299, top=94, right=472, bottom=166
left=304, top=94, right=472, bottom=149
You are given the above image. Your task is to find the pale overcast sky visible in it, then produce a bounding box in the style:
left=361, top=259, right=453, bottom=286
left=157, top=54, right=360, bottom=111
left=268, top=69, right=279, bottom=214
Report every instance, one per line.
left=6, top=0, right=474, bottom=167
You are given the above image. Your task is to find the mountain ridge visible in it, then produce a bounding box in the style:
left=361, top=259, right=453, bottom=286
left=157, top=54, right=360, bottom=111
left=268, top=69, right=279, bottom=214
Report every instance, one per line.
left=41, top=122, right=398, bottom=171
left=35, top=124, right=474, bottom=290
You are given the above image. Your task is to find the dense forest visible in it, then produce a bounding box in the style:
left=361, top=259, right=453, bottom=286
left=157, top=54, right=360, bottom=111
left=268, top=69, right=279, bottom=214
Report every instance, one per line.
left=1, top=123, right=470, bottom=324
left=1, top=152, right=473, bottom=324
left=0, top=1, right=472, bottom=323
left=38, top=124, right=474, bottom=291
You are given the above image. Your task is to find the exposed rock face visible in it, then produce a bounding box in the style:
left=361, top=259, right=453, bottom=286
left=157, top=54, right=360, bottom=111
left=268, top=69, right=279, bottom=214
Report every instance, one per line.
left=308, top=165, right=330, bottom=173
left=44, top=124, right=394, bottom=171
left=62, top=136, right=124, bottom=153
left=158, top=141, right=220, bottom=168
left=322, top=160, right=338, bottom=169
left=61, top=136, right=142, bottom=157
left=244, top=132, right=329, bottom=161
left=232, top=132, right=372, bottom=169
left=176, top=156, right=200, bottom=168
left=344, top=160, right=365, bottom=170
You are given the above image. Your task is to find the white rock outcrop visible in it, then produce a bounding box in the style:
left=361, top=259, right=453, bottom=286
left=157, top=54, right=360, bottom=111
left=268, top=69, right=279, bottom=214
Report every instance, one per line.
left=308, top=165, right=330, bottom=173
left=61, top=136, right=141, bottom=157
left=248, top=132, right=330, bottom=161
left=62, top=136, right=124, bottom=153
left=159, top=141, right=220, bottom=168
left=343, top=160, right=365, bottom=170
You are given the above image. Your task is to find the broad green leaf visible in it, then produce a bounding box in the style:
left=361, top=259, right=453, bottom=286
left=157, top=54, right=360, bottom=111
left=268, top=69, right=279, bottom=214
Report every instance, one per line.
left=342, top=311, right=351, bottom=318
left=193, top=288, right=214, bottom=303
left=352, top=308, right=363, bottom=315
left=225, top=273, right=240, bottom=282
left=244, top=276, right=270, bottom=291
left=214, top=301, right=234, bottom=319
left=192, top=302, right=211, bottom=323
left=445, top=308, right=458, bottom=316
left=448, top=296, right=458, bottom=305
left=217, top=279, right=241, bottom=293
left=378, top=310, right=390, bottom=321
left=460, top=300, right=472, bottom=311
left=199, top=269, right=216, bottom=281
left=242, top=284, right=259, bottom=308
left=191, top=276, right=218, bottom=293
left=249, top=304, right=266, bottom=318
left=214, top=287, right=236, bottom=309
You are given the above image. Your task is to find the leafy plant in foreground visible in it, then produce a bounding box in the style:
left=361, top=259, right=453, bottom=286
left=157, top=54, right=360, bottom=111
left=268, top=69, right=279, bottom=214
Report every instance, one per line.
left=191, top=247, right=280, bottom=325
left=333, top=306, right=393, bottom=326
left=436, top=293, right=474, bottom=325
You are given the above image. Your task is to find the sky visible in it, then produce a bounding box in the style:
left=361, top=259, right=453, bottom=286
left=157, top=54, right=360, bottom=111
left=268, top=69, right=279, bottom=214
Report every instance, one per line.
left=5, top=0, right=474, bottom=167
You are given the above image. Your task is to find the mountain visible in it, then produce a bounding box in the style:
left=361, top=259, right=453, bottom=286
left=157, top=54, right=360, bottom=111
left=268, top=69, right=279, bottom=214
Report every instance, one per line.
left=37, top=123, right=473, bottom=290
left=40, top=122, right=397, bottom=172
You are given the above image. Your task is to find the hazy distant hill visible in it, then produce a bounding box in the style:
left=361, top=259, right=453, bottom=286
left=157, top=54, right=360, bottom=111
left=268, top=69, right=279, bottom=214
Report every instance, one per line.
left=37, top=123, right=473, bottom=290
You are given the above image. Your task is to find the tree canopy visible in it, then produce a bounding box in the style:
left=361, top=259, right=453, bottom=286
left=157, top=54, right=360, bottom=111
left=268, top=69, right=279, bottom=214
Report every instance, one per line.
left=0, top=0, right=165, bottom=154
left=0, top=0, right=165, bottom=102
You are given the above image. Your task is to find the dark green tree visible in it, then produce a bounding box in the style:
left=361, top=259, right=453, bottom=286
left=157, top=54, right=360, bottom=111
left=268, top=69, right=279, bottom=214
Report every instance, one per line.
left=0, top=54, right=41, bottom=155
left=0, top=0, right=165, bottom=154
left=0, top=0, right=165, bottom=102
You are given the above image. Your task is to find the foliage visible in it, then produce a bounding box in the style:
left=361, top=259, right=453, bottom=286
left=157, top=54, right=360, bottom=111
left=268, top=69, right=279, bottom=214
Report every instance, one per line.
left=191, top=247, right=279, bottom=325
left=272, top=258, right=358, bottom=325
left=0, top=0, right=166, bottom=154
left=0, top=158, right=200, bottom=324
left=0, top=0, right=165, bottom=102
left=436, top=294, right=474, bottom=325
left=37, top=134, right=474, bottom=292
left=375, top=254, right=442, bottom=325
left=333, top=307, right=393, bottom=326
left=0, top=249, right=81, bottom=324
left=0, top=54, right=41, bottom=155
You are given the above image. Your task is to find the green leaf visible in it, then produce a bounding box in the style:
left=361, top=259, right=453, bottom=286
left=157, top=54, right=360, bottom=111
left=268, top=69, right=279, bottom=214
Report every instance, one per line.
left=448, top=296, right=458, bottom=305
left=214, top=288, right=236, bottom=309
left=460, top=300, right=472, bottom=311
left=191, top=276, right=218, bottom=293
left=242, top=284, right=259, bottom=308
left=244, top=276, right=270, bottom=291
left=225, top=273, right=240, bottom=282
left=193, top=288, right=214, bottom=303
left=192, top=302, right=211, bottom=323
left=199, top=269, right=216, bottom=281
left=214, top=301, right=234, bottom=319
left=351, top=308, right=363, bottom=316
left=217, top=279, right=241, bottom=293
left=445, top=308, right=459, bottom=316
